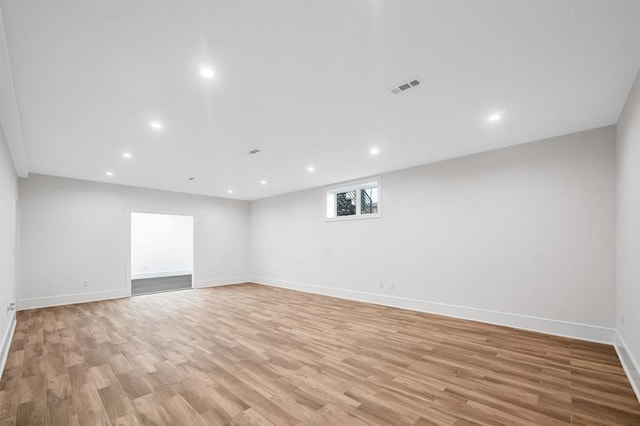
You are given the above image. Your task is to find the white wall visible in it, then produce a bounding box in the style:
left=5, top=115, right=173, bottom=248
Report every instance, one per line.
left=0, top=5, right=27, bottom=177
left=131, top=212, right=194, bottom=279
left=19, top=174, right=250, bottom=309
left=0, top=128, right=18, bottom=375
left=617, top=68, right=640, bottom=396
left=250, top=126, right=617, bottom=342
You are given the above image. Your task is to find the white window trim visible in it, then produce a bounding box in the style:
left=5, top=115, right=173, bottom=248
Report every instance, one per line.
left=324, top=176, right=382, bottom=222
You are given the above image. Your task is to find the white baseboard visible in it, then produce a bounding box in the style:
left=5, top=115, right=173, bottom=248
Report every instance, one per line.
left=251, top=277, right=616, bottom=345
left=196, top=276, right=251, bottom=289
left=131, top=270, right=192, bottom=280
left=16, top=276, right=251, bottom=310
left=17, top=288, right=130, bottom=311
left=0, top=311, right=16, bottom=379
left=615, top=331, right=640, bottom=403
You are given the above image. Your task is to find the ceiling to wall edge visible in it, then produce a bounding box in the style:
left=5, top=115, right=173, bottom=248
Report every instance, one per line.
left=0, top=6, right=27, bottom=177
left=20, top=123, right=616, bottom=206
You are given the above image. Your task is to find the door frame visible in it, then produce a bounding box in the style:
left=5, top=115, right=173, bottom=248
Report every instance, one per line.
left=127, top=209, right=197, bottom=296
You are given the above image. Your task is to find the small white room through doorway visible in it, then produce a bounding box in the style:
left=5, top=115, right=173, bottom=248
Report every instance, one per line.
left=130, top=212, right=195, bottom=296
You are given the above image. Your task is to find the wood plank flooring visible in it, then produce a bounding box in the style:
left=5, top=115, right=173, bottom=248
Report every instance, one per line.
left=1, top=283, right=639, bottom=425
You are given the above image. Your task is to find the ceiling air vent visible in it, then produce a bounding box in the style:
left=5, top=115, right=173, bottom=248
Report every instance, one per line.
left=390, top=78, right=421, bottom=94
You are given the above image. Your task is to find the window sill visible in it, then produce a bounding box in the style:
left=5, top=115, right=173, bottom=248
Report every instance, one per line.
left=325, top=213, right=381, bottom=223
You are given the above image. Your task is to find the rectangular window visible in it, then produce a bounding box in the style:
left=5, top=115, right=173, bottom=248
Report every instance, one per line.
left=326, top=178, right=381, bottom=221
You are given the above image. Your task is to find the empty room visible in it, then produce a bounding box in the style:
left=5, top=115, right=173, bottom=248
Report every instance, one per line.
left=1, top=0, right=640, bottom=425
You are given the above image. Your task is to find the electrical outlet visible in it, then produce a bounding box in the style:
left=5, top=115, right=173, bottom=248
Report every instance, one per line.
left=621, top=315, right=625, bottom=325
left=379, top=282, right=384, bottom=289
left=390, top=283, right=395, bottom=290
left=83, top=281, right=89, bottom=287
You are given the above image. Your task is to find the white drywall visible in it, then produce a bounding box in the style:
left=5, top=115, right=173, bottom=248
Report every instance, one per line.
left=0, top=5, right=27, bottom=177
left=0, top=128, right=18, bottom=376
left=250, top=126, right=617, bottom=342
left=617, top=68, right=640, bottom=397
left=131, top=212, right=193, bottom=279
left=18, top=175, right=250, bottom=308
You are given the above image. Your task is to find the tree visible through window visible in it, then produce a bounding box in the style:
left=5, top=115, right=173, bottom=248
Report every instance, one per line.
left=326, top=179, right=380, bottom=220
left=337, top=190, right=356, bottom=216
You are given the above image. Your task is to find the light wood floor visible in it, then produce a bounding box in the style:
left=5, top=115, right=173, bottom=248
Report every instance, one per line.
left=1, top=284, right=639, bottom=425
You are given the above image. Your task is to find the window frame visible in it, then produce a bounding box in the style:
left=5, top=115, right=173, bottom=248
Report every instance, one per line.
left=324, top=176, right=382, bottom=222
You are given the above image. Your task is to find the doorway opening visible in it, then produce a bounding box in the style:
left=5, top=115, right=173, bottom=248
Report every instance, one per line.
left=130, top=212, right=195, bottom=296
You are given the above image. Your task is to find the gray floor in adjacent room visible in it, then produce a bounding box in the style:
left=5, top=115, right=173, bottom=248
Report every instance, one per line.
left=131, top=274, right=192, bottom=296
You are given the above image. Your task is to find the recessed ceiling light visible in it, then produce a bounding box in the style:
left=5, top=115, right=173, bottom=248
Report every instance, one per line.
left=200, top=67, right=215, bottom=79
left=488, top=114, right=501, bottom=122
left=260, top=180, right=267, bottom=185
left=105, top=172, right=113, bottom=176
left=150, top=121, right=163, bottom=130
left=370, top=147, right=380, bottom=156
left=122, top=152, right=132, bottom=158
left=227, top=189, right=233, bottom=194
left=307, top=166, right=315, bottom=173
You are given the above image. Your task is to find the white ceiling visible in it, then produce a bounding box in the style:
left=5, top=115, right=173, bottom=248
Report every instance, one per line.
left=1, top=0, right=639, bottom=200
